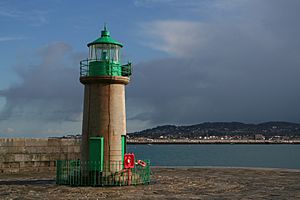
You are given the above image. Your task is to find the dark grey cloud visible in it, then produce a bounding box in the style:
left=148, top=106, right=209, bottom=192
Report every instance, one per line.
left=0, top=42, right=85, bottom=122
left=127, top=0, right=300, bottom=127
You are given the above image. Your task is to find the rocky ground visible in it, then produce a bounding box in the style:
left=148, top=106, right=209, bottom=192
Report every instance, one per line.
left=0, top=167, right=299, bottom=199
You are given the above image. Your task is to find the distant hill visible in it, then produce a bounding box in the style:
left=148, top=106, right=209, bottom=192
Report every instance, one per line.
left=129, top=122, right=300, bottom=139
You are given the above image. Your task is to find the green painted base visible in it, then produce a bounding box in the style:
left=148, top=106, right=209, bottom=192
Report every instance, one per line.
left=56, top=160, right=151, bottom=187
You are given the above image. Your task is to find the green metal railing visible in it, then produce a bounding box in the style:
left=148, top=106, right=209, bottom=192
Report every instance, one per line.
left=80, top=59, right=132, bottom=77
left=56, top=160, right=150, bottom=186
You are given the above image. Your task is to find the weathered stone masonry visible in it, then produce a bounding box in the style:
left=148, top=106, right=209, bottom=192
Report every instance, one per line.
left=0, top=138, right=80, bottom=173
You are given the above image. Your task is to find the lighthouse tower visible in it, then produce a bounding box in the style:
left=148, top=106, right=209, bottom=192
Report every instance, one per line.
left=56, top=26, right=149, bottom=186
left=80, top=25, right=131, bottom=172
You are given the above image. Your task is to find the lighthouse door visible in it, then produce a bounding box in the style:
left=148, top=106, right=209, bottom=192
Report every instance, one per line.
left=89, top=137, right=104, bottom=171
left=121, top=135, right=126, bottom=167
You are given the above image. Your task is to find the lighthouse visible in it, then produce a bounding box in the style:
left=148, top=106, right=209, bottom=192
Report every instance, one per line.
left=80, top=25, right=131, bottom=173
left=56, top=25, right=150, bottom=186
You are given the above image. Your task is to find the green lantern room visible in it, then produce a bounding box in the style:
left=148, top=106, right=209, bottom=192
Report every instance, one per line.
left=80, top=25, right=132, bottom=77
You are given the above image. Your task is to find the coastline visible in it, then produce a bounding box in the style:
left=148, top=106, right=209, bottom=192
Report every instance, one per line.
left=128, top=139, right=300, bottom=144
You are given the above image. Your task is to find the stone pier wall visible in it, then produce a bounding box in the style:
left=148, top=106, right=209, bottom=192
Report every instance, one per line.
left=0, top=138, right=81, bottom=174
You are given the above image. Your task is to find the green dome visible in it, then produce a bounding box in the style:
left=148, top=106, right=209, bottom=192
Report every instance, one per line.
left=87, top=25, right=123, bottom=47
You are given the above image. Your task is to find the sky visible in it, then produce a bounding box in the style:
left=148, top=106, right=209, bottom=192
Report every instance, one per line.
left=0, top=0, right=299, bottom=137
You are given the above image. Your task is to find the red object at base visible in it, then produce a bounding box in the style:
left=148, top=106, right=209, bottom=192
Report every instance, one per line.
left=137, top=160, right=147, bottom=167
left=124, top=153, right=135, bottom=169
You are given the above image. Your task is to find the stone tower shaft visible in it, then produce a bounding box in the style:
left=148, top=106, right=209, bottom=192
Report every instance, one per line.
left=80, top=26, right=131, bottom=172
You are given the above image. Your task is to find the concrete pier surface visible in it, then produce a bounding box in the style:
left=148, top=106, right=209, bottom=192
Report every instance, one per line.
left=0, top=167, right=299, bottom=199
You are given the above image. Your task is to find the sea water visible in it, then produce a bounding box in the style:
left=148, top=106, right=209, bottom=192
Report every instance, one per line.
left=128, top=144, right=300, bottom=169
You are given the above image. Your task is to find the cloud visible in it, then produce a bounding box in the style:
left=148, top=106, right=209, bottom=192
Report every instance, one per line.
left=139, top=21, right=205, bottom=56
left=0, top=5, right=49, bottom=26
left=0, top=6, right=22, bottom=18
left=0, top=127, right=66, bottom=137
left=31, top=129, right=65, bottom=135
left=127, top=0, right=300, bottom=128
left=134, top=0, right=176, bottom=7
left=0, top=36, right=28, bottom=42
left=2, top=127, right=15, bottom=134
left=133, top=0, right=203, bottom=8
left=0, top=42, right=85, bottom=123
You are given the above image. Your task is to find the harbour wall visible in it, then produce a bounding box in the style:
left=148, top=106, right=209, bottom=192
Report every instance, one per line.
left=0, top=138, right=80, bottom=174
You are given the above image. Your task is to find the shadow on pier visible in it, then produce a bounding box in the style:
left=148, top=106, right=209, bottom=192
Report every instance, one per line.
left=0, top=179, right=55, bottom=186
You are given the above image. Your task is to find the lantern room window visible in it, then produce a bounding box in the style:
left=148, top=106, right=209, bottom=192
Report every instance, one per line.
left=89, top=44, right=120, bottom=63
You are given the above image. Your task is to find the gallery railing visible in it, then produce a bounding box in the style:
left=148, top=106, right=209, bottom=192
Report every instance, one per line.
left=80, top=59, right=132, bottom=77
